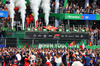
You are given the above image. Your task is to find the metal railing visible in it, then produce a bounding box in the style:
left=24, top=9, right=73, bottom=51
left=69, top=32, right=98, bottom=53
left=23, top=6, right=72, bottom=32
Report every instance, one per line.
left=25, top=25, right=91, bottom=32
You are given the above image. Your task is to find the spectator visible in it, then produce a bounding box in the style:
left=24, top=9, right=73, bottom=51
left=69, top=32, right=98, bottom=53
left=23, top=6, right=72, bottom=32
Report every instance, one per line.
left=60, top=63, right=64, bottom=66
left=62, top=52, right=67, bottom=66
left=72, top=58, right=83, bottom=66
left=46, top=54, right=51, bottom=66
left=16, top=52, right=21, bottom=65
left=24, top=54, right=30, bottom=66
left=97, top=38, right=100, bottom=45
left=0, top=48, right=100, bottom=66
left=55, top=53, right=62, bottom=66
left=84, top=54, right=91, bottom=66
left=90, top=30, right=94, bottom=44
left=36, top=58, right=43, bottom=66
left=76, top=9, right=80, bottom=14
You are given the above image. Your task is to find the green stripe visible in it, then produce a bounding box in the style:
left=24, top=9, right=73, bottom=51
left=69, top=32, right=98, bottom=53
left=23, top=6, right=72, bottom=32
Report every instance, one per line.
left=64, top=0, right=68, bottom=7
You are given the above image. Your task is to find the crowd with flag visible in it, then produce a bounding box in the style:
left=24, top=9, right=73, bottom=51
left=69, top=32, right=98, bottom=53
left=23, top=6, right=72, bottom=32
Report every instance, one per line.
left=65, top=40, right=92, bottom=50
left=0, top=41, right=100, bottom=66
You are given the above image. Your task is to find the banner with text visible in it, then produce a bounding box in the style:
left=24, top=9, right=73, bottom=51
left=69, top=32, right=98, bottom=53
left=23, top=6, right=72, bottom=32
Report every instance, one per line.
left=0, top=11, right=8, bottom=17
left=65, top=14, right=100, bottom=20
left=38, top=43, right=66, bottom=48
left=38, top=43, right=80, bottom=49
left=25, top=32, right=90, bottom=40
left=65, top=14, right=82, bottom=20
left=81, top=14, right=96, bottom=20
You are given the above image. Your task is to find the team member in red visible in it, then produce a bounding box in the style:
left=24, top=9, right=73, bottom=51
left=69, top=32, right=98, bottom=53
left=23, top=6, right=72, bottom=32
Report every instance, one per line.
left=26, top=16, right=31, bottom=27
left=24, top=54, right=30, bottom=66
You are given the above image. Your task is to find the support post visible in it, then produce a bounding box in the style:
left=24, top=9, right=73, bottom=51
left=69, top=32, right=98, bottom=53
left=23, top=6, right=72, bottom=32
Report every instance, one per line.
left=57, top=38, right=59, bottom=53
left=85, top=0, right=89, bottom=8
left=68, top=20, right=70, bottom=30
left=85, top=20, right=89, bottom=31
left=5, top=38, right=6, bottom=47
left=17, top=38, right=19, bottom=48
left=32, top=39, right=34, bottom=48
left=55, top=0, right=59, bottom=27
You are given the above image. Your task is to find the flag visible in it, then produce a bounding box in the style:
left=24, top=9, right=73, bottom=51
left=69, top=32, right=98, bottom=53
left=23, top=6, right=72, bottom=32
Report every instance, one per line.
left=79, top=40, right=86, bottom=49
left=38, top=44, right=42, bottom=49
left=66, top=42, right=68, bottom=48
left=69, top=41, right=75, bottom=46
left=3, top=61, right=5, bottom=66
left=23, top=42, right=30, bottom=48
left=79, top=40, right=83, bottom=46
left=89, top=41, right=92, bottom=46
left=64, top=0, right=68, bottom=7
left=34, top=43, right=37, bottom=48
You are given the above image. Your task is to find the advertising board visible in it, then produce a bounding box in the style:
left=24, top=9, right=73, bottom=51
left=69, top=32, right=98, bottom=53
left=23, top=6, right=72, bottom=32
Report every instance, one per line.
left=0, top=11, right=8, bottom=17
left=25, top=32, right=90, bottom=40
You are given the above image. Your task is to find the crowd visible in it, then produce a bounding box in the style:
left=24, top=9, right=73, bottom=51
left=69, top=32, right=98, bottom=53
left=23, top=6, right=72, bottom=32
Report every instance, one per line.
left=63, top=2, right=100, bottom=14
left=90, top=27, right=100, bottom=45
left=0, top=1, right=8, bottom=31
left=49, top=0, right=100, bottom=14
left=0, top=1, right=7, bottom=11
left=0, top=48, right=100, bottom=66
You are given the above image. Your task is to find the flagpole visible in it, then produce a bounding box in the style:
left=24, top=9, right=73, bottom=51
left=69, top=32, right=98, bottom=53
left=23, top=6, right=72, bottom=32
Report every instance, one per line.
left=57, top=38, right=60, bottom=53
left=32, top=39, right=34, bottom=48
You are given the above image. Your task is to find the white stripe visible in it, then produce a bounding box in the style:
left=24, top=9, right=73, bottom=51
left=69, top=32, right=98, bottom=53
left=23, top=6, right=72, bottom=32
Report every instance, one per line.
left=82, top=43, right=85, bottom=49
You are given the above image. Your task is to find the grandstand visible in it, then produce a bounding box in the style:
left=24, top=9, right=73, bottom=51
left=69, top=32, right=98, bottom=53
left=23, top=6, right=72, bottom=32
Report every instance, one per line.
left=0, top=0, right=100, bottom=48
left=0, top=1, right=100, bottom=66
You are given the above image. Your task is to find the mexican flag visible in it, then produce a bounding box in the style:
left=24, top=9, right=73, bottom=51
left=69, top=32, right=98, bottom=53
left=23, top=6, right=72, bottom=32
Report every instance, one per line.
left=69, top=41, right=75, bottom=46
left=79, top=40, right=86, bottom=49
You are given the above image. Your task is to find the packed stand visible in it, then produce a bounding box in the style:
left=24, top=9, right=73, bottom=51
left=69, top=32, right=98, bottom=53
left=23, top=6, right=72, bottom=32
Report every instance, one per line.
left=0, top=1, right=8, bottom=31
left=47, top=0, right=100, bottom=14
left=90, top=27, right=100, bottom=45
left=63, top=2, right=100, bottom=14
left=0, top=1, right=7, bottom=11
left=0, top=48, right=100, bottom=66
